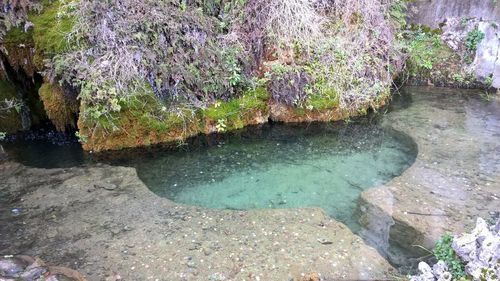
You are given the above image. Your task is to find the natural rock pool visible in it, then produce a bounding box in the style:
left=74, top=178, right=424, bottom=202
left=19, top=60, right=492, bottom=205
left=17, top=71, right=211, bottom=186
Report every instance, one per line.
left=1, top=86, right=499, bottom=280
left=133, top=123, right=417, bottom=230
left=3, top=116, right=417, bottom=230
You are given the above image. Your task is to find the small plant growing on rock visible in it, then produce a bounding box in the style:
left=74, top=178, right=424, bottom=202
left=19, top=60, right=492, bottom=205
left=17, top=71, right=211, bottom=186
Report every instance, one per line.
left=484, top=74, right=493, bottom=88
left=465, top=28, right=485, bottom=51
left=216, top=118, right=227, bottom=132
left=434, top=233, right=466, bottom=279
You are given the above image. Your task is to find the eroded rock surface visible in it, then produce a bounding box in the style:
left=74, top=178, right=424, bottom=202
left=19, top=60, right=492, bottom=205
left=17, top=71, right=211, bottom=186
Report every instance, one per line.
left=358, top=87, right=500, bottom=265
left=453, top=218, right=499, bottom=280
left=409, top=218, right=499, bottom=281
left=0, top=162, right=395, bottom=280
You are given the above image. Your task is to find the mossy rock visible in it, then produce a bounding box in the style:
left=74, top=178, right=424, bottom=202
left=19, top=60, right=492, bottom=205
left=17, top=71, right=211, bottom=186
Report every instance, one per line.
left=202, top=87, right=270, bottom=132
left=39, top=82, right=78, bottom=132
left=77, top=89, right=201, bottom=151
left=0, top=80, right=22, bottom=134
left=3, top=27, right=37, bottom=76
left=2, top=0, right=75, bottom=74
left=78, top=87, right=271, bottom=151
left=29, top=0, right=75, bottom=56
left=4, top=27, right=34, bottom=46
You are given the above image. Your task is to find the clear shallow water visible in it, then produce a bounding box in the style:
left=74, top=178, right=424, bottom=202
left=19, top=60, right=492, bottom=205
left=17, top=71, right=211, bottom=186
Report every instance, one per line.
left=132, top=122, right=417, bottom=228
left=3, top=118, right=417, bottom=229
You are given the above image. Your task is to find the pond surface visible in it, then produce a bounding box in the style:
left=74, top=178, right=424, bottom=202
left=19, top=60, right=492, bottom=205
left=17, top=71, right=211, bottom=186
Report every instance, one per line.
left=132, top=123, right=416, bottom=229
left=2, top=116, right=417, bottom=230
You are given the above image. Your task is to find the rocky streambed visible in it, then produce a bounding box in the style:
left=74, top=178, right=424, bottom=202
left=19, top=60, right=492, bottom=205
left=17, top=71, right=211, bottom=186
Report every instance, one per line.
left=0, top=86, right=499, bottom=280
left=0, top=162, right=395, bottom=280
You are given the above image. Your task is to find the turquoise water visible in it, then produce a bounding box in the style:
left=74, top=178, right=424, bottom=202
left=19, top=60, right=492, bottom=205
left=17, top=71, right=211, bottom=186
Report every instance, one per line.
left=2, top=118, right=417, bottom=229
left=130, top=121, right=417, bottom=228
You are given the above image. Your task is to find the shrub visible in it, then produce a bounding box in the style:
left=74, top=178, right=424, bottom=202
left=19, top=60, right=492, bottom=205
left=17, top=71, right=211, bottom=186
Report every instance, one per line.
left=49, top=0, right=250, bottom=130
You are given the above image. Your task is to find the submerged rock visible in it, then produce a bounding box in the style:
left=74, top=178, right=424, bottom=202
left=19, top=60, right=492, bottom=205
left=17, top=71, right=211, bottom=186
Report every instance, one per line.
left=300, top=272, right=321, bottom=281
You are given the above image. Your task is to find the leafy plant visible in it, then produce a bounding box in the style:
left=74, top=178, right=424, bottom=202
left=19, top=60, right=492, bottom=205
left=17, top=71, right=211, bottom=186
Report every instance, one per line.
left=484, top=74, right=493, bottom=87
left=465, top=28, right=485, bottom=51
left=75, top=131, right=88, bottom=143
left=460, top=18, right=469, bottom=28
left=216, top=118, right=227, bottom=132
left=452, top=74, right=464, bottom=83
left=389, top=0, right=408, bottom=28
left=434, top=233, right=466, bottom=279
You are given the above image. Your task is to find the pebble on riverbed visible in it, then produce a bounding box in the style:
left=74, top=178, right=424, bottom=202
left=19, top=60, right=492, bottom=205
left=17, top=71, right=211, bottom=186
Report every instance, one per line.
left=410, top=218, right=500, bottom=281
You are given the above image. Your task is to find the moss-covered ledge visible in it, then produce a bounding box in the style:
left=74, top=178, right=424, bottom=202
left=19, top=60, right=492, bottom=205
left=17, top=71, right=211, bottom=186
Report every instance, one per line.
left=0, top=80, right=22, bottom=133
left=77, top=88, right=392, bottom=152
left=269, top=93, right=390, bottom=123
left=77, top=87, right=271, bottom=152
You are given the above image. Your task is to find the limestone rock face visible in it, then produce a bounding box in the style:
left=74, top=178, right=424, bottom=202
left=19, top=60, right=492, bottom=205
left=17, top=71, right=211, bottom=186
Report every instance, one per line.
left=410, top=260, right=452, bottom=281
left=452, top=218, right=500, bottom=281
left=409, top=218, right=499, bottom=281
left=474, top=21, right=500, bottom=88
left=407, top=0, right=500, bottom=28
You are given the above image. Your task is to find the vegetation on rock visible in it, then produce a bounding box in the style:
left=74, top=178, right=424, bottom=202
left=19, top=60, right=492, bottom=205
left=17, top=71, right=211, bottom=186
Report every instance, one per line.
left=0, top=0, right=494, bottom=150
left=402, top=26, right=480, bottom=88
left=433, top=233, right=466, bottom=279
left=38, top=82, right=78, bottom=131
left=0, top=79, right=22, bottom=133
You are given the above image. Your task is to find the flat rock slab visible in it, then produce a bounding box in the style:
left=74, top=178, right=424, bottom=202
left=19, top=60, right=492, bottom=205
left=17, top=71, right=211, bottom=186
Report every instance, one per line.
left=358, top=87, right=500, bottom=262
left=0, top=161, right=395, bottom=280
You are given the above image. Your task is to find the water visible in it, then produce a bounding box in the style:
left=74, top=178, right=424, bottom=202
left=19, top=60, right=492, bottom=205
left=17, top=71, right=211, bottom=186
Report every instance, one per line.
left=2, top=118, right=417, bottom=229
left=132, top=122, right=416, bottom=228
left=2, top=87, right=498, bottom=276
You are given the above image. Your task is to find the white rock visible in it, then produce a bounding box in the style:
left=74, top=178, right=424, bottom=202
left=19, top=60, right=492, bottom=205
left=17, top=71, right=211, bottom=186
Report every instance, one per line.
left=453, top=218, right=500, bottom=281
left=418, top=262, right=435, bottom=281
left=432, top=260, right=448, bottom=278
left=437, top=271, right=452, bottom=281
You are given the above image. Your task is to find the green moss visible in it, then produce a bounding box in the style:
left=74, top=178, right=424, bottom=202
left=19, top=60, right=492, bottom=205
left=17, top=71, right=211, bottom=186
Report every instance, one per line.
left=80, top=86, right=270, bottom=150
left=203, top=87, right=269, bottom=122
left=405, top=30, right=456, bottom=78
left=38, top=82, right=78, bottom=131
left=82, top=84, right=187, bottom=136
left=308, top=91, right=339, bottom=111
left=0, top=80, right=17, bottom=99
left=0, top=80, right=22, bottom=133
left=29, top=0, right=75, bottom=55
left=4, top=27, right=34, bottom=45
left=203, top=99, right=241, bottom=121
